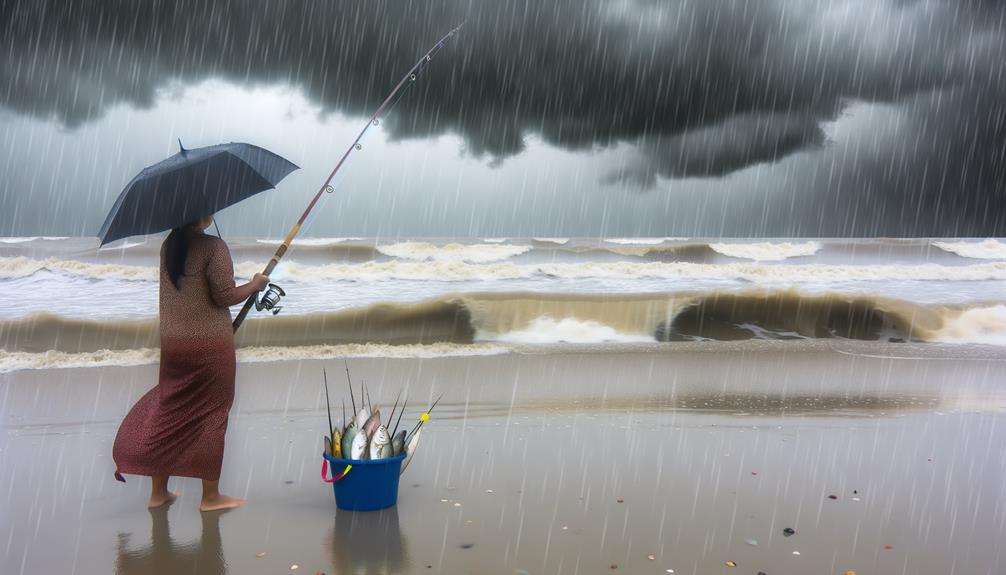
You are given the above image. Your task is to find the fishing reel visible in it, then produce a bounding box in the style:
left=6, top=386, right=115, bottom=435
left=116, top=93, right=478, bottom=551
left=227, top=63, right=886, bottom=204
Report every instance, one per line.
left=254, top=283, right=286, bottom=315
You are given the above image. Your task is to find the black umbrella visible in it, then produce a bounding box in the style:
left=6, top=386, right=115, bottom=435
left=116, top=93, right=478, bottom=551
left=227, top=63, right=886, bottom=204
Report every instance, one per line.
left=97, top=141, right=298, bottom=245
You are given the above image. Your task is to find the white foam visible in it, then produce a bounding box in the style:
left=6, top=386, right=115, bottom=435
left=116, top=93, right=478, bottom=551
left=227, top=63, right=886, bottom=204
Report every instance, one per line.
left=0, top=236, right=69, bottom=243
left=98, top=239, right=145, bottom=250
left=709, top=241, right=822, bottom=261
left=932, top=305, right=1006, bottom=346
left=604, top=237, right=688, bottom=245
left=0, top=343, right=510, bottom=372
left=376, top=241, right=531, bottom=263
left=534, top=237, right=570, bottom=245
left=932, top=239, right=1006, bottom=260
left=256, top=237, right=365, bottom=246
left=477, top=316, right=653, bottom=344
left=482, top=238, right=509, bottom=243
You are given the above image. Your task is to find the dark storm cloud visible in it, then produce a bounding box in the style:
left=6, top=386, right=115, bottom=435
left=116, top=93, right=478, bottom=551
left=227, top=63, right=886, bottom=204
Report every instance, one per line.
left=0, top=0, right=1004, bottom=234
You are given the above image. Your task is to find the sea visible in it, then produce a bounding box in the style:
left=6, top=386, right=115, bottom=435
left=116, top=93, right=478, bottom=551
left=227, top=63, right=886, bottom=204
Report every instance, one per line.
left=1, top=236, right=1005, bottom=371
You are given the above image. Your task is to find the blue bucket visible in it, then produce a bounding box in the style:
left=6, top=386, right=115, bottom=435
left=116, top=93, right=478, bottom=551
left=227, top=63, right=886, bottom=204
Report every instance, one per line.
left=321, top=451, right=407, bottom=511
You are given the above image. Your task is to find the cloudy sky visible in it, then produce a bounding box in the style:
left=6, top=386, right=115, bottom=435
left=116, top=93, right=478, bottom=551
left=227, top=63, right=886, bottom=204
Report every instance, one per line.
left=1, top=0, right=1004, bottom=238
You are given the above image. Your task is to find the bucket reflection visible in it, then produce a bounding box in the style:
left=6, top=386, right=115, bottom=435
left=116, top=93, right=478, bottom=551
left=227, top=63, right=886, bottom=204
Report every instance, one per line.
left=327, top=507, right=410, bottom=575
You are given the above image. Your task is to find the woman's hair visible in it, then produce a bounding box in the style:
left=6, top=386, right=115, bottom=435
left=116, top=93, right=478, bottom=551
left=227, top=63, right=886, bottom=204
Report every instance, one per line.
left=164, top=224, right=194, bottom=289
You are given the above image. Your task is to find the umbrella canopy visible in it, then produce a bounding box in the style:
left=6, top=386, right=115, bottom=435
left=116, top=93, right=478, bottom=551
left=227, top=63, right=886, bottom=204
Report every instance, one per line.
left=97, top=141, right=298, bottom=245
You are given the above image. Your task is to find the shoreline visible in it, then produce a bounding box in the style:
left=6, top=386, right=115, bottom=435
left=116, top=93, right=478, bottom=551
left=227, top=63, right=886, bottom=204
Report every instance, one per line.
left=3, top=347, right=1005, bottom=574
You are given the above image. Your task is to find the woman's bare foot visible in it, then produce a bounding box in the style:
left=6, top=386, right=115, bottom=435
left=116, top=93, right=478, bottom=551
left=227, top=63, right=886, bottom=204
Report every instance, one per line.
left=147, top=491, right=178, bottom=509
left=200, top=494, right=245, bottom=512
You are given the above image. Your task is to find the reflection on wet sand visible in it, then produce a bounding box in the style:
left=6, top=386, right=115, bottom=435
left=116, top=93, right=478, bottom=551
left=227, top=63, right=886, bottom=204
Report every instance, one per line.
left=115, top=506, right=227, bottom=575
left=326, top=507, right=409, bottom=575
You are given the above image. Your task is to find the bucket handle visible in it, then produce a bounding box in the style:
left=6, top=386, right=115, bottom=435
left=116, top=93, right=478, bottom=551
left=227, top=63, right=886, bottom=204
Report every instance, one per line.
left=321, top=458, right=352, bottom=483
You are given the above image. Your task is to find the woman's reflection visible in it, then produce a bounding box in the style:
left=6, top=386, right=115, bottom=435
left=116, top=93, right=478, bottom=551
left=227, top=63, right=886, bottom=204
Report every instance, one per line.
left=115, top=506, right=228, bottom=575
left=327, top=508, right=410, bottom=575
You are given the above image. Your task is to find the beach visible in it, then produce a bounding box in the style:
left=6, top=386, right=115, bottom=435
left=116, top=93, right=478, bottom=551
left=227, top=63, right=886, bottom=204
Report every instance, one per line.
left=3, top=341, right=1005, bottom=575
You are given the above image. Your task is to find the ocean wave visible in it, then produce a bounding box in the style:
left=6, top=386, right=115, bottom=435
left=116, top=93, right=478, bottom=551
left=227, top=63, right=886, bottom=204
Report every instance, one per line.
left=256, top=237, right=365, bottom=246
left=932, top=239, right=1006, bottom=260
left=4, top=291, right=1003, bottom=354
left=0, top=343, right=509, bottom=372
left=482, top=238, right=509, bottom=243
left=604, top=237, right=689, bottom=245
left=0, top=256, right=158, bottom=281
left=533, top=237, right=569, bottom=245
left=375, top=241, right=532, bottom=263
left=8, top=255, right=1006, bottom=283
left=709, top=241, right=822, bottom=261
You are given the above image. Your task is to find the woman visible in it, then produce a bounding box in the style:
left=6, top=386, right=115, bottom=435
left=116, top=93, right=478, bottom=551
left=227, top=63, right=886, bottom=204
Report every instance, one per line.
left=113, top=214, right=269, bottom=511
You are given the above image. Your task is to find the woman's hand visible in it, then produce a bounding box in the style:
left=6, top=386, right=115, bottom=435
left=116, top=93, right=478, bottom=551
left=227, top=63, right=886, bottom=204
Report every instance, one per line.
left=250, top=273, right=270, bottom=292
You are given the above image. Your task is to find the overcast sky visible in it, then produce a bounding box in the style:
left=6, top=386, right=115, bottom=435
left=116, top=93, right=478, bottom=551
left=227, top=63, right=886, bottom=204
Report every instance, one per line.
left=1, top=0, right=1004, bottom=238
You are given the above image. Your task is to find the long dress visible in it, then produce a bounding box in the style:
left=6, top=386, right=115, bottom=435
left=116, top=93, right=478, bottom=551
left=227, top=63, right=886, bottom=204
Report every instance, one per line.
left=112, top=232, right=241, bottom=482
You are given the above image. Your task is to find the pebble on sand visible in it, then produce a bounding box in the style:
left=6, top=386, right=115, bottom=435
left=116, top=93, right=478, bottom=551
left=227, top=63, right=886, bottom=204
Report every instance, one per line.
left=783, top=527, right=796, bottom=536
left=290, top=565, right=299, bottom=571
left=725, top=560, right=737, bottom=567
left=745, top=539, right=758, bottom=546
left=256, top=552, right=267, bottom=558
left=792, top=551, right=801, bottom=556
left=610, top=564, right=618, bottom=569
left=647, top=555, right=655, bottom=560
left=884, top=544, right=894, bottom=550
left=845, top=571, right=857, bottom=575
left=827, top=494, right=839, bottom=500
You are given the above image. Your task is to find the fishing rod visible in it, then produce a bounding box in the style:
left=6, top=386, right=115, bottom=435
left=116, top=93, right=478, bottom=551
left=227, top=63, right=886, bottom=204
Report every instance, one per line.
left=233, top=23, right=464, bottom=331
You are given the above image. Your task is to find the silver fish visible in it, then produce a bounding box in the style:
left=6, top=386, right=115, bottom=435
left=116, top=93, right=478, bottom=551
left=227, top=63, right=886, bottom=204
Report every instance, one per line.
left=341, top=423, right=358, bottom=459
left=380, top=442, right=394, bottom=459
left=392, top=430, right=406, bottom=456
left=400, top=428, right=422, bottom=474
left=350, top=428, right=368, bottom=460
left=369, top=425, right=390, bottom=460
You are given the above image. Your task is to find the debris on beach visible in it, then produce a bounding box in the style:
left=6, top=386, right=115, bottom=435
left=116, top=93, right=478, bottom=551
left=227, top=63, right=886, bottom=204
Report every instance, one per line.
left=322, top=365, right=442, bottom=473
left=783, top=527, right=796, bottom=537
left=827, top=494, right=839, bottom=500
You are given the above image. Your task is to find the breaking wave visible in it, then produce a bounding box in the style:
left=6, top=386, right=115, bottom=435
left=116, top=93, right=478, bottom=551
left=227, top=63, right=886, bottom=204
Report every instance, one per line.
left=0, top=236, right=70, bottom=244
left=709, top=241, right=822, bottom=261
left=375, top=241, right=532, bottom=263
left=533, top=237, right=569, bottom=245
left=4, top=291, right=1004, bottom=355
left=6, top=255, right=1006, bottom=283
left=932, top=239, right=1006, bottom=260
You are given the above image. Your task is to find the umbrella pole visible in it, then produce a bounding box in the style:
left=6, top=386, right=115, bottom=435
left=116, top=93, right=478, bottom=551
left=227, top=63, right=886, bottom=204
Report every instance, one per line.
left=232, top=24, right=462, bottom=333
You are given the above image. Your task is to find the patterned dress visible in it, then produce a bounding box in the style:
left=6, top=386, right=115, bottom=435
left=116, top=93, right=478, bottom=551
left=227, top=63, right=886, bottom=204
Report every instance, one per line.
left=113, top=232, right=242, bottom=481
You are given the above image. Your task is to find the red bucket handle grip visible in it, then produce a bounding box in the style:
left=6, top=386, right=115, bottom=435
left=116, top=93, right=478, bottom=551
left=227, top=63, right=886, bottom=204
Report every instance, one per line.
left=321, top=458, right=352, bottom=483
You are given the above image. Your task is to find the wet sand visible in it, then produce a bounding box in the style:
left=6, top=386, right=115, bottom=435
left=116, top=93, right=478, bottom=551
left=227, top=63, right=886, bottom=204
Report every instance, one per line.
left=2, top=341, right=1006, bottom=575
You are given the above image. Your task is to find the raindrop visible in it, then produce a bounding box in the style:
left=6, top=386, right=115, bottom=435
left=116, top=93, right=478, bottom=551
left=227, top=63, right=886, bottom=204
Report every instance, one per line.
left=410, top=74, right=417, bottom=81
left=355, top=144, right=362, bottom=151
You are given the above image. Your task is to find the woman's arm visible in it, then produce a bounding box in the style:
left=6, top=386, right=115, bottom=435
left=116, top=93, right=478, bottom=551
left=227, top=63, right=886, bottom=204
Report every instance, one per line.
left=207, top=239, right=269, bottom=308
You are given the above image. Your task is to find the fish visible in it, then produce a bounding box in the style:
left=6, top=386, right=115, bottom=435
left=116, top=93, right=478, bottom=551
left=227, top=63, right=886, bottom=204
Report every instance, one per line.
left=332, top=430, right=342, bottom=458
left=369, top=425, right=390, bottom=460
left=324, top=435, right=332, bottom=456
left=363, top=407, right=382, bottom=438
left=392, top=430, right=406, bottom=456
left=380, top=442, right=394, bottom=459
left=350, top=428, right=369, bottom=460
left=341, top=423, right=358, bottom=458
left=400, top=428, right=422, bottom=474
